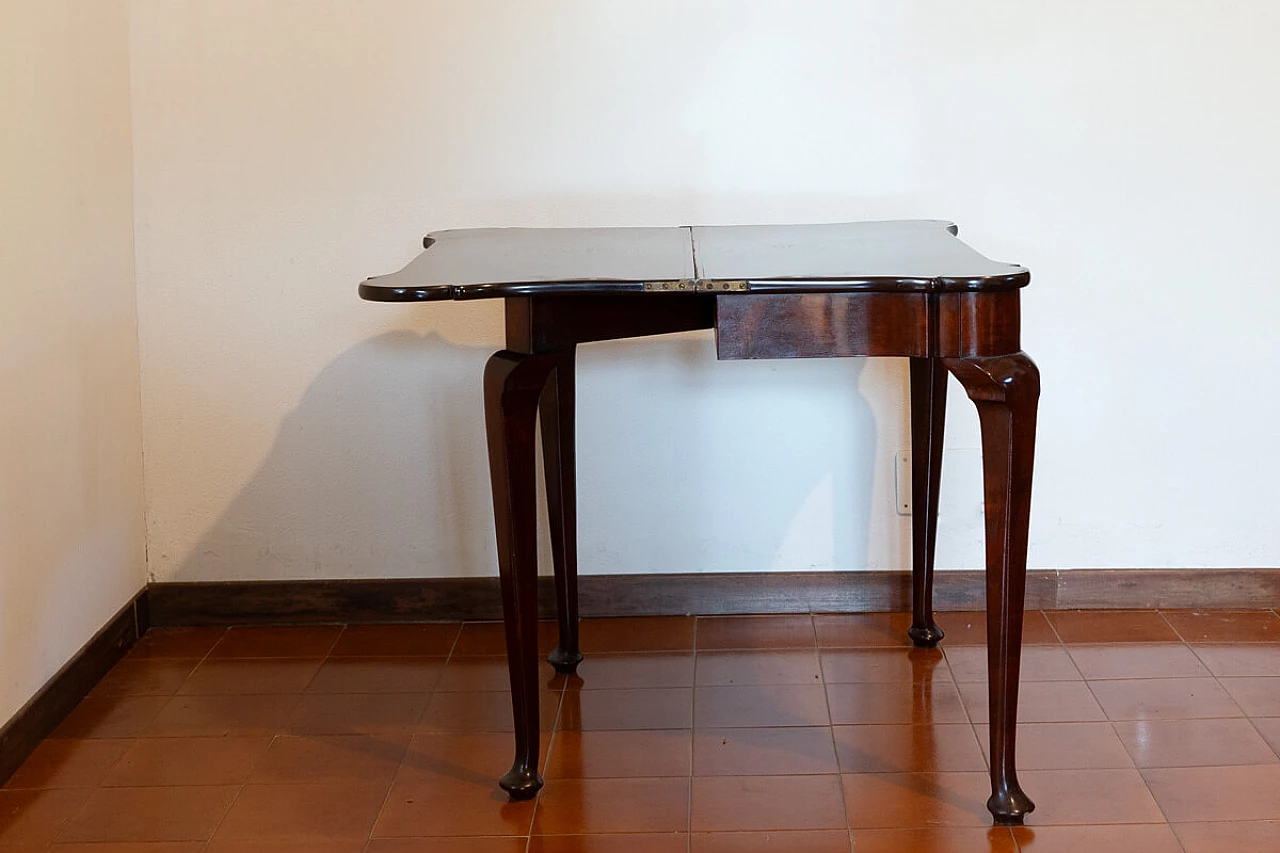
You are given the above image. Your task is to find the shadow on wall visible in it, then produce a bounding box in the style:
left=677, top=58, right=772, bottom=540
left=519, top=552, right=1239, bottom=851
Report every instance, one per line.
left=170, top=327, right=886, bottom=584
left=169, top=329, right=497, bottom=582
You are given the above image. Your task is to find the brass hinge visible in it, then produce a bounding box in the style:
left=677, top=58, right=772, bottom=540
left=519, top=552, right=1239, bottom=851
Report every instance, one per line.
left=644, top=279, right=748, bottom=292
left=697, top=279, right=748, bottom=292
left=643, top=279, right=695, bottom=292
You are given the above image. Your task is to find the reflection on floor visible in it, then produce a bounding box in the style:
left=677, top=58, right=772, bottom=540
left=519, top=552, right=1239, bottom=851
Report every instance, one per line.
left=6, top=609, right=1280, bottom=851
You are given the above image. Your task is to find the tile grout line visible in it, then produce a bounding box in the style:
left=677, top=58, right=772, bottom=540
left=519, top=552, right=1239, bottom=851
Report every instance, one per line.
left=1164, top=613, right=1280, bottom=849
left=812, top=612, right=858, bottom=844
left=528, top=640, right=572, bottom=850
left=1039, top=609, right=1067, bottom=644
left=687, top=615, right=699, bottom=852
left=1164, top=611, right=1280, bottom=770
left=1124, top=614, right=1199, bottom=853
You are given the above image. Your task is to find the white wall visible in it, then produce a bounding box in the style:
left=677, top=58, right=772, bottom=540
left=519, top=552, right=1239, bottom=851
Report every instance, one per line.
left=129, top=0, right=1280, bottom=584
left=0, top=0, right=146, bottom=724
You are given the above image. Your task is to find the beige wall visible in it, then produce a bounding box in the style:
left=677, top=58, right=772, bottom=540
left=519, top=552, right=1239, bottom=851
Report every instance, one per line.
left=130, top=0, right=1280, bottom=584
left=0, top=0, right=145, bottom=724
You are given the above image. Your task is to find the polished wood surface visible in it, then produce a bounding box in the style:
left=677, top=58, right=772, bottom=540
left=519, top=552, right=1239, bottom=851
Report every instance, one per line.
left=947, top=352, right=1040, bottom=823
left=908, top=356, right=948, bottom=648
left=482, top=350, right=558, bottom=797
left=361, top=220, right=1038, bottom=824
left=359, top=220, right=1028, bottom=302
left=539, top=348, right=582, bottom=674
left=715, top=293, right=929, bottom=359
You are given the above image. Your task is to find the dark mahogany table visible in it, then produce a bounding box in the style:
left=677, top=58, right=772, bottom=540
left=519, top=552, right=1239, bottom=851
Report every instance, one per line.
left=360, top=220, right=1039, bottom=824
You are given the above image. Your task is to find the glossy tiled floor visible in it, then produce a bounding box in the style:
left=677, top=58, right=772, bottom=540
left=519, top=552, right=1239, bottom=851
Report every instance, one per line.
left=6, top=610, right=1280, bottom=851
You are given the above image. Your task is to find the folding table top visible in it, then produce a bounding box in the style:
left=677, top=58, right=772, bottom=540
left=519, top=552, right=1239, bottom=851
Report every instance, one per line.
left=358, top=220, right=1028, bottom=302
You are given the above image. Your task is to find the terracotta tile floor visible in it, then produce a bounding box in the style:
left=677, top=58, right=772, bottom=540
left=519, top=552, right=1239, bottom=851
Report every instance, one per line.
left=7, top=610, right=1280, bottom=850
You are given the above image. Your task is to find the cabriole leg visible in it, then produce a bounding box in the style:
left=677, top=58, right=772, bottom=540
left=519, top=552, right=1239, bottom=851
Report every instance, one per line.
left=484, top=350, right=557, bottom=799
left=908, top=356, right=948, bottom=648
left=541, top=348, right=583, bottom=674
left=945, top=352, right=1039, bottom=826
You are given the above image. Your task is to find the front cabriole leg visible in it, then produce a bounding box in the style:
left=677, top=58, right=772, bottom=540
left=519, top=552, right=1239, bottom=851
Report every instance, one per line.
left=484, top=350, right=558, bottom=799
left=944, top=352, right=1039, bottom=825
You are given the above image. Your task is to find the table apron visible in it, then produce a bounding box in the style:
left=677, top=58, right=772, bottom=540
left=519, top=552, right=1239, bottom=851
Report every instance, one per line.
left=715, top=291, right=1020, bottom=360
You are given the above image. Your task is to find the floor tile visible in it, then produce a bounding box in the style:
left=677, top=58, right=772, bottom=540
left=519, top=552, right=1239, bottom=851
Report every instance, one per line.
left=177, top=658, right=323, bottom=694
left=1161, top=609, right=1280, bottom=643
left=958, top=680, right=1106, bottom=724
left=288, top=692, right=431, bottom=735
left=376, top=772, right=535, bottom=837
left=144, top=693, right=300, bottom=737
left=851, top=827, right=1018, bottom=852
left=1190, top=643, right=1280, bottom=677
left=1088, top=677, right=1243, bottom=720
left=1244, top=716, right=1280, bottom=755
left=570, top=652, right=695, bottom=690
left=127, top=627, right=226, bottom=659
left=419, top=690, right=560, bottom=734
left=821, top=648, right=950, bottom=683
left=399, top=732, right=551, bottom=782
left=943, top=646, right=1079, bottom=683
left=1220, top=676, right=1280, bottom=715
left=531, top=835, right=688, bottom=853
left=580, top=616, right=696, bottom=652
left=1175, top=820, right=1280, bottom=853
left=207, top=625, right=341, bottom=658
left=1045, top=611, right=1178, bottom=644
left=206, top=841, right=367, bottom=853
left=842, top=771, right=992, bottom=828
left=1020, top=769, right=1165, bottom=825
left=4, top=739, right=131, bottom=789
left=693, top=727, right=838, bottom=776
left=58, top=786, right=238, bottom=843
left=977, top=722, right=1133, bottom=770
left=305, top=656, right=446, bottom=693
left=215, top=782, right=391, bottom=840
left=452, top=622, right=558, bottom=657
left=558, top=688, right=691, bottom=731
left=692, top=829, right=851, bottom=852
left=52, top=695, right=171, bottom=739
left=932, top=611, right=1061, bottom=646
left=1144, top=764, right=1280, bottom=822
left=814, top=613, right=914, bottom=647
left=545, top=729, right=691, bottom=779
left=827, top=681, right=969, bottom=726
left=696, top=615, right=816, bottom=650
left=1066, top=644, right=1209, bottom=680
left=696, top=650, right=821, bottom=686
left=833, top=724, right=987, bottom=773
left=88, top=658, right=199, bottom=696
left=369, top=839, right=526, bottom=853
left=1113, top=718, right=1277, bottom=767
left=50, top=842, right=206, bottom=852
left=0, top=789, right=91, bottom=845
left=695, top=685, right=830, bottom=728
left=434, top=655, right=562, bottom=693
left=104, top=736, right=272, bottom=786
left=1012, top=824, right=1183, bottom=852
left=533, top=778, right=689, bottom=834
left=34, top=612, right=1280, bottom=853
left=249, top=733, right=409, bottom=785
left=690, top=774, right=845, bottom=831
left=329, top=623, right=461, bottom=657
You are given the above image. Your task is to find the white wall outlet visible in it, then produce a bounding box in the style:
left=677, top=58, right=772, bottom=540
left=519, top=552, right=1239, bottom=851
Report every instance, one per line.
left=895, top=450, right=912, bottom=515
left=896, top=448, right=984, bottom=520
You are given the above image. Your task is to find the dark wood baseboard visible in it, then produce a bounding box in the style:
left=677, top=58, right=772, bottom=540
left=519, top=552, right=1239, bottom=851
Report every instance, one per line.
left=0, top=589, right=149, bottom=785
left=147, top=568, right=1280, bottom=626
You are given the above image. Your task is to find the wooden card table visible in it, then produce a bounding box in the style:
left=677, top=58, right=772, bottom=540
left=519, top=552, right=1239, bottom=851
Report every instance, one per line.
left=360, top=220, right=1040, bottom=825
